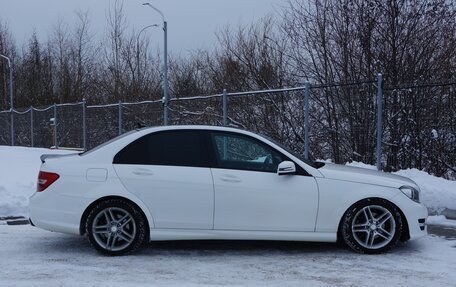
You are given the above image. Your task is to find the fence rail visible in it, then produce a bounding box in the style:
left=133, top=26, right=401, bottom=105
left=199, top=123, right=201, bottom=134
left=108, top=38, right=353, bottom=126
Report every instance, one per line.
left=1, top=76, right=455, bottom=179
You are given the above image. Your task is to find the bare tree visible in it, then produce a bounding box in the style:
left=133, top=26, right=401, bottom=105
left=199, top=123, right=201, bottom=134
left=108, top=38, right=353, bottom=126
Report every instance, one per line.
left=71, top=10, right=95, bottom=101
left=282, top=0, right=455, bottom=175
left=101, top=0, right=127, bottom=102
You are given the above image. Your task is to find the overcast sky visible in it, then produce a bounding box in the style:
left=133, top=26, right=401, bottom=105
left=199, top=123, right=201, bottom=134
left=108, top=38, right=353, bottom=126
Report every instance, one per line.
left=0, top=0, right=285, bottom=54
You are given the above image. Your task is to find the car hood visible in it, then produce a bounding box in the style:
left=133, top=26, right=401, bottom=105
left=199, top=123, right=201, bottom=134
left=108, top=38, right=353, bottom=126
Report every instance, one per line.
left=318, top=163, right=418, bottom=189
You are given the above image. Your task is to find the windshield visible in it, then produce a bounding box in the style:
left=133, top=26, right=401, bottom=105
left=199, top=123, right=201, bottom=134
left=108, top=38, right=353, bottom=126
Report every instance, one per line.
left=260, top=134, right=324, bottom=169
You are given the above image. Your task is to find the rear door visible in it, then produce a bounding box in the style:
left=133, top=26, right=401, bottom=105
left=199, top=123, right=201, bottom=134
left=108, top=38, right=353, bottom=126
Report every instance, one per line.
left=113, top=130, right=214, bottom=229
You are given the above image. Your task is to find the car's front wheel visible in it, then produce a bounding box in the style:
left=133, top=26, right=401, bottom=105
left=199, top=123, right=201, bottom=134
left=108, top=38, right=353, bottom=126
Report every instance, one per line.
left=341, top=198, right=403, bottom=254
left=86, top=199, right=147, bottom=255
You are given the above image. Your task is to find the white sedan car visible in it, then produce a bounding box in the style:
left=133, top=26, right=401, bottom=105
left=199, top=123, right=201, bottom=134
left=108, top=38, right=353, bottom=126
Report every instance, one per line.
left=30, top=126, right=427, bottom=255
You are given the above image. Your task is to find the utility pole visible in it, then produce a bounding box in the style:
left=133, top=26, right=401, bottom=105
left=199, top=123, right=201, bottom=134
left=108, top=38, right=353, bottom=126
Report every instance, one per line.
left=143, top=3, right=169, bottom=125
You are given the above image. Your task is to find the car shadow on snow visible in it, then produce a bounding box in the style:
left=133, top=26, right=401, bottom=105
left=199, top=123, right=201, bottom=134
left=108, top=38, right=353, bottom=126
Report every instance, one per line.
left=146, top=240, right=345, bottom=252
left=25, top=231, right=425, bottom=257
left=141, top=239, right=425, bottom=256
left=30, top=235, right=349, bottom=257
left=147, top=240, right=344, bottom=255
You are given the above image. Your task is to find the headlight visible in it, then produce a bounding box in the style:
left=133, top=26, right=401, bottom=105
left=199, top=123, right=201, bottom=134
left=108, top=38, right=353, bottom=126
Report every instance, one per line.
left=400, top=186, right=420, bottom=203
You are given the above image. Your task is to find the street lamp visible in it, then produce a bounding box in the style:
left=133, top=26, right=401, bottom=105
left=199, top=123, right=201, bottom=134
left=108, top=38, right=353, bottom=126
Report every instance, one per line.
left=136, top=24, right=159, bottom=97
left=0, top=54, right=14, bottom=146
left=142, top=2, right=169, bottom=125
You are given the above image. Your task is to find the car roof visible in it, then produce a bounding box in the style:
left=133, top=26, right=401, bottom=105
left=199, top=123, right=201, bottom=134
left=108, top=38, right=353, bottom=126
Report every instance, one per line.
left=138, top=125, right=250, bottom=134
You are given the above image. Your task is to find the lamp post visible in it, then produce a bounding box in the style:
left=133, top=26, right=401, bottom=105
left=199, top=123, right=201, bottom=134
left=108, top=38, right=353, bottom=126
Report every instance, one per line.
left=136, top=24, right=159, bottom=98
left=142, top=2, right=169, bottom=126
left=0, top=54, right=14, bottom=146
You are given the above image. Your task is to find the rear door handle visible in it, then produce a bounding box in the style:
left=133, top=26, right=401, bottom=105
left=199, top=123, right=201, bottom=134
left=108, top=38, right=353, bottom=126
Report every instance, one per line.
left=220, top=174, right=242, bottom=183
left=132, top=168, right=154, bottom=176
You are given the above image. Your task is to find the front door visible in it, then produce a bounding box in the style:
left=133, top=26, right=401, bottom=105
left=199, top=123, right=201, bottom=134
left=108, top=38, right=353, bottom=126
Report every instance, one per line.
left=210, top=132, right=319, bottom=232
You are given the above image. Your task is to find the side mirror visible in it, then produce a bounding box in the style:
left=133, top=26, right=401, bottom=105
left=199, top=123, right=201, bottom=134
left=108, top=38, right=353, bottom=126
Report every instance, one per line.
left=277, top=161, right=296, bottom=175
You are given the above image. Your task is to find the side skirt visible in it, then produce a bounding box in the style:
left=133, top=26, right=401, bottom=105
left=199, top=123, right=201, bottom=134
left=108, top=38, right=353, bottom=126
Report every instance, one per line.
left=149, top=229, right=337, bottom=242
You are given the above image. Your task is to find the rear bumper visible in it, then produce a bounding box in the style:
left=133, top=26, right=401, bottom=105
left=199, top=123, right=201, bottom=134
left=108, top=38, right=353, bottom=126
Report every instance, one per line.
left=29, top=191, right=88, bottom=235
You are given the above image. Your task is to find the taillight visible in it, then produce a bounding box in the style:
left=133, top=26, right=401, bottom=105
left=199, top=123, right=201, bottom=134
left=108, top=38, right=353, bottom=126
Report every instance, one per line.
left=37, top=171, right=60, bottom=192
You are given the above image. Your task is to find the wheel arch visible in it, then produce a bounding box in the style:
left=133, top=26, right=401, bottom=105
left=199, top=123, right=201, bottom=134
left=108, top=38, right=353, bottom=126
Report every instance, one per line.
left=79, top=196, right=151, bottom=240
left=336, top=197, right=410, bottom=242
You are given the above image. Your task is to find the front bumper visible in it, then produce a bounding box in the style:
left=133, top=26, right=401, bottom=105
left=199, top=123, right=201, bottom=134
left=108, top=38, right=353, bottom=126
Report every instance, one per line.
left=392, top=193, right=428, bottom=240
left=407, top=205, right=428, bottom=240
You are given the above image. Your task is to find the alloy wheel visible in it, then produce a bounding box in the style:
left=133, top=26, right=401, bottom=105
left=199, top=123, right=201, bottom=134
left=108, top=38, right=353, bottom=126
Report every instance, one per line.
left=351, top=205, right=396, bottom=249
left=91, top=207, right=137, bottom=252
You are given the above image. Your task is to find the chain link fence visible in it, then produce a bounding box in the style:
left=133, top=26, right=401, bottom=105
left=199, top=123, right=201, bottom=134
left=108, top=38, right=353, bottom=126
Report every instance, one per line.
left=383, top=83, right=455, bottom=178
left=0, top=78, right=454, bottom=179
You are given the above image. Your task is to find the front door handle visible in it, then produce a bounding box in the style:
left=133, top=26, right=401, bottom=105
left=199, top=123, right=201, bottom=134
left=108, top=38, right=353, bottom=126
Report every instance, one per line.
left=220, top=174, right=242, bottom=183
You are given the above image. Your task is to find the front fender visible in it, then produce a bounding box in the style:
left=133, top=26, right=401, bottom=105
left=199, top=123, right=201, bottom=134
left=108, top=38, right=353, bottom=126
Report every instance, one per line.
left=315, top=178, right=401, bottom=233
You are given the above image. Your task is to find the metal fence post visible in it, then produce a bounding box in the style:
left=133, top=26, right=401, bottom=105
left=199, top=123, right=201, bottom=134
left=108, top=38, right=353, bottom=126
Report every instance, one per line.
left=53, top=103, right=58, bottom=148
left=82, top=99, right=87, bottom=151
left=304, top=82, right=310, bottom=159
left=30, top=107, right=34, bottom=147
left=118, top=101, right=122, bottom=136
left=10, top=108, right=14, bottom=146
left=222, top=89, right=228, bottom=159
left=223, top=89, right=228, bottom=126
left=376, top=73, right=383, bottom=171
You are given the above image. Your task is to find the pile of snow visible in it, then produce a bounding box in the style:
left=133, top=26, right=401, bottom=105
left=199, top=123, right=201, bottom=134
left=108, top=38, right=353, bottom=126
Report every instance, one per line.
left=426, top=215, right=456, bottom=227
left=346, top=161, right=456, bottom=213
left=395, top=169, right=456, bottom=212
left=0, top=146, right=73, bottom=217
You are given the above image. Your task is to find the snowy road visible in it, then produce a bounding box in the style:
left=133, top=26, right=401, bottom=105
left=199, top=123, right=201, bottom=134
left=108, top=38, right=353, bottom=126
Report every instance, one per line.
left=0, top=225, right=455, bottom=287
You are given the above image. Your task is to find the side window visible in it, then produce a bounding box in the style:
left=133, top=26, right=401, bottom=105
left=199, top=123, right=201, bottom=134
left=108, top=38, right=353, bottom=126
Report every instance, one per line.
left=113, top=135, right=148, bottom=165
left=211, top=132, right=284, bottom=172
left=114, top=130, right=208, bottom=167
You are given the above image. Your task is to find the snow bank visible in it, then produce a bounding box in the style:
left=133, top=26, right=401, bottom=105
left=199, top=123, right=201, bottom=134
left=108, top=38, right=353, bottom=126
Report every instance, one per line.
left=0, top=146, right=74, bottom=217
left=426, top=215, right=456, bottom=228
left=347, top=161, right=456, bottom=212
left=394, top=168, right=456, bottom=212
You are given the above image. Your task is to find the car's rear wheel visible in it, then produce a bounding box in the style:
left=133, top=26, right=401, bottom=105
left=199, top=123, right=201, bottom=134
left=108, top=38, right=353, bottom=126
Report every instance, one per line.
left=86, top=199, right=147, bottom=255
left=341, top=198, right=403, bottom=254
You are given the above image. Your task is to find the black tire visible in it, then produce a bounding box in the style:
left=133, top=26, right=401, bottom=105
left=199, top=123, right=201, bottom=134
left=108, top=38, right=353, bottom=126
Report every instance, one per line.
left=85, top=198, right=147, bottom=256
left=341, top=198, right=403, bottom=254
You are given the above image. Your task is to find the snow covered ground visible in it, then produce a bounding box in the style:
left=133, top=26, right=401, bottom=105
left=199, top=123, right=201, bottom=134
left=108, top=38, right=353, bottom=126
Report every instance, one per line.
left=0, top=224, right=454, bottom=287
